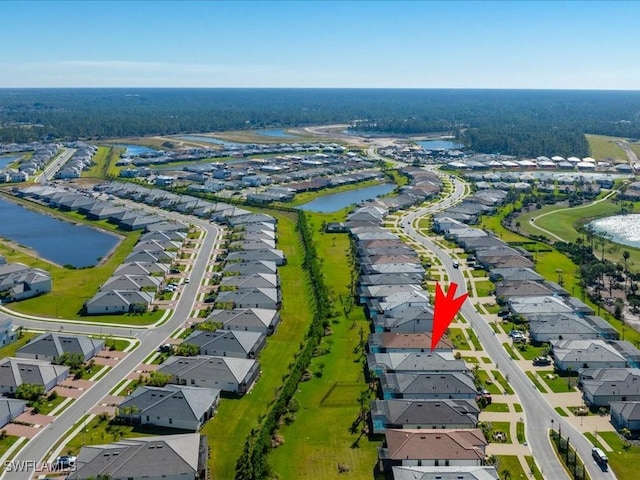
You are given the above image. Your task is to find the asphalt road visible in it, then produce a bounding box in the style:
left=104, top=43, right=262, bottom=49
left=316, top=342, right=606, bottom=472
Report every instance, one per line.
left=400, top=173, right=616, bottom=480
left=35, top=147, right=76, bottom=184
left=2, top=212, right=219, bottom=480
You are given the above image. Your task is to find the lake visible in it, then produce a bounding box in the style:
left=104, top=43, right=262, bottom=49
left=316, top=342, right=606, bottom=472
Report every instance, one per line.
left=0, top=155, right=22, bottom=169
left=416, top=140, right=464, bottom=150
left=298, top=183, right=395, bottom=213
left=589, top=214, right=640, bottom=249
left=255, top=129, right=296, bottom=138
left=117, top=144, right=159, bottom=157
left=0, top=197, right=120, bottom=268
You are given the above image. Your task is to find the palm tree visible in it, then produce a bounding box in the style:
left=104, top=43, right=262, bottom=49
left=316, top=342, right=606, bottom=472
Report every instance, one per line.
left=501, top=469, right=512, bottom=480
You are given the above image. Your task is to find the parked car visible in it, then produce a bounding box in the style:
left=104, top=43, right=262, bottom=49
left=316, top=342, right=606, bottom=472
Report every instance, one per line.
left=55, top=456, right=76, bottom=470
left=533, top=356, right=551, bottom=366
left=452, top=261, right=459, bottom=269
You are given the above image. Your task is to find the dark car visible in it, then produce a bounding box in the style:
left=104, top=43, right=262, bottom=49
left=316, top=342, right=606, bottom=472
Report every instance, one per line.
left=55, top=456, right=76, bottom=470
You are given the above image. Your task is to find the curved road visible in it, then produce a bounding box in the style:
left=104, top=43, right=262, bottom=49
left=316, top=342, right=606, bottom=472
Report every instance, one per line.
left=399, top=172, right=615, bottom=480
left=1, top=209, right=220, bottom=480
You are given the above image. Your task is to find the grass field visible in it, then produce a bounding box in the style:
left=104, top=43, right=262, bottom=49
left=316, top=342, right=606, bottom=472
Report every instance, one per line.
left=484, top=402, right=510, bottom=413
left=466, top=328, right=483, bottom=351
left=203, top=211, right=317, bottom=480
left=448, top=327, right=471, bottom=350
left=491, top=421, right=512, bottom=443
left=555, top=407, right=569, bottom=417
left=492, top=370, right=514, bottom=394
left=586, top=134, right=628, bottom=161
left=0, top=332, right=36, bottom=358
left=0, top=436, right=20, bottom=459
left=526, top=371, right=546, bottom=392
left=474, top=280, right=494, bottom=297
left=268, top=211, right=378, bottom=480
left=496, top=455, right=528, bottom=479
left=476, top=370, right=501, bottom=395
left=525, top=455, right=545, bottom=480
left=539, top=371, right=577, bottom=393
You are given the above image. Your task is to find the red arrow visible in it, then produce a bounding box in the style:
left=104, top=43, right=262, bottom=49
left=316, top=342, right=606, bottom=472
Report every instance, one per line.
left=431, top=282, right=468, bottom=351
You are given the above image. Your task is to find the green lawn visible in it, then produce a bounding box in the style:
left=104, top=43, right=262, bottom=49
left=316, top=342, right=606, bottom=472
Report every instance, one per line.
left=496, top=455, right=527, bottom=478
left=0, top=436, right=20, bottom=459
left=587, top=431, right=638, bottom=480
left=37, top=395, right=69, bottom=415
left=481, top=357, right=492, bottom=364
left=448, top=327, right=471, bottom=350
left=462, top=356, right=479, bottom=363
left=269, top=211, right=378, bottom=480
left=525, top=455, right=545, bottom=480
left=502, top=343, right=519, bottom=360
left=474, top=280, right=494, bottom=297
left=514, top=403, right=523, bottom=413
left=485, top=303, right=501, bottom=314
left=466, top=328, right=483, bottom=351
left=517, top=420, right=526, bottom=444
left=517, top=343, right=549, bottom=361
left=586, top=134, right=628, bottom=161
left=476, top=370, right=501, bottom=395
left=492, top=370, right=514, bottom=395
left=470, top=269, right=488, bottom=278
left=555, top=407, right=569, bottom=417
left=484, top=402, right=510, bottom=413
left=539, top=371, right=577, bottom=393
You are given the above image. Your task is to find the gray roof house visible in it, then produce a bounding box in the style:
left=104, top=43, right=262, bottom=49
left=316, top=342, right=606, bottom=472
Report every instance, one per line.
left=380, top=372, right=477, bottom=400
left=229, top=239, right=277, bottom=251
left=68, top=433, right=208, bottom=480
left=528, top=316, right=599, bottom=343
left=183, top=329, right=266, bottom=359
left=392, top=466, right=499, bottom=480
left=100, top=275, right=161, bottom=292
left=0, top=357, right=69, bottom=395
left=125, top=249, right=176, bottom=264
left=489, top=267, right=543, bottom=283
left=370, top=398, right=479, bottom=434
left=16, top=333, right=104, bottom=362
left=552, top=339, right=627, bottom=372
left=114, top=262, right=169, bottom=276
left=373, top=306, right=434, bottom=334
left=0, top=397, right=27, bottom=428
left=580, top=368, right=640, bottom=407
left=223, top=260, right=277, bottom=276
left=220, top=273, right=279, bottom=290
left=117, top=385, right=220, bottom=431
left=207, top=308, right=280, bottom=335
left=215, top=288, right=280, bottom=310
left=85, top=290, right=154, bottom=315
left=226, top=249, right=286, bottom=266
left=509, top=296, right=573, bottom=316
left=611, top=401, right=640, bottom=431
left=359, top=272, right=424, bottom=286
left=158, top=355, right=259, bottom=395
left=227, top=213, right=276, bottom=227
left=367, top=352, right=467, bottom=378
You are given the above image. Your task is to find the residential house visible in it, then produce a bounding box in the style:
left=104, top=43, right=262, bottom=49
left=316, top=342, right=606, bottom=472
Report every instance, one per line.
left=380, top=372, right=477, bottom=400
left=84, top=290, right=154, bottom=315
left=16, top=333, right=104, bottom=362
left=378, top=429, right=487, bottom=471
left=552, top=340, right=627, bottom=372
left=373, top=306, right=434, bottom=334
left=117, top=385, right=220, bottom=431
left=392, top=466, right=499, bottom=480
left=0, top=397, right=27, bottom=428
left=207, top=308, right=280, bottom=335
left=183, top=329, right=266, bottom=359
left=223, top=260, right=277, bottom=276
left=370, top=399, right=479, bottom=434
left=68, top=434, right=208, bottom=480
left=215, top=288, right=280, bottom=310
left=219, top=273, right=279, bottom=290
left=367, top=352, right=467, bottom=378
left=100, top=275, right=161, bottom=292
left=225, top=249, right=286, bottom=266
left=610, top=401, right=640, bottom=431
left=580, top=368, right=640, bottom=407
left=368, top=333, right=453, bottom=354
left=0, top=357, right=69, bottom=395
left=528, top=316, right=599, bottom=343
left=158, top=355, right=260, bottom=395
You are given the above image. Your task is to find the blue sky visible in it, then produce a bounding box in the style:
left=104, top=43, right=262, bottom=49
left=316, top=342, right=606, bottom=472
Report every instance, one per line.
left=1, top=0, right=639, bottom=89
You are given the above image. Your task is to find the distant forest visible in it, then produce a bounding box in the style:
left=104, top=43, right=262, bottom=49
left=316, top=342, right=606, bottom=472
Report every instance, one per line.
left=2, top=88, right=640, bottom=157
